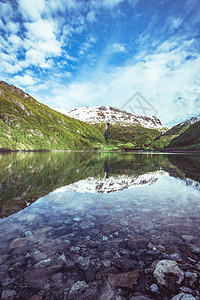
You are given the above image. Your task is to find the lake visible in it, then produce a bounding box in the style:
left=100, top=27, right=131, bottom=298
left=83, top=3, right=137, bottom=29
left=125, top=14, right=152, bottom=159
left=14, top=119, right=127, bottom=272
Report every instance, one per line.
left=0, top=151, right=200, bottom=300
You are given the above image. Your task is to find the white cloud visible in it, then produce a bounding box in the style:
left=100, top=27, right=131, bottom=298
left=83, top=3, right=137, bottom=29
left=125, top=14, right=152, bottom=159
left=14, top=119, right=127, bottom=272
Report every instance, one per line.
left=47, top=0, right=79, bottom=12
left=128, top=0, right=139, bottom=6
left=24, top=42, right=60, bottom=68
left=21, top=19, right=62, bottom=68
left=25, top=49, right=46, bottom=65
left=109, top=43, right=126, bottom=53
left=37, top=40, right=61, bottom=55
left=39, top=60, right=54, bottom=69
left=102, top=0, right=123, bottom=8
left=64, top=53, right=78, bottom=62
left=46, top=82, right=96, bottom=110
left=8, top=35, right=23, bottom=47
left=171, top=17, right=182, bottom=29
left=18, top=0, right=45, bottom=21
left=6, top=22, right=20, bottom=34
left=0, top=2, right=14, bottom=22
left=0, top=36, right=9, bottom=52
left=158, top=41, right=177, bottom=52
left=87, top=11, right=96, bottom=23
left=25, top=20, right=57, bottom=41
left=79, top=37, right=97, bottom=55
left=11, top=74, right=36, bottom=86
left=47, top=40, right=200, bottom=126
left=91, top=0, right=124, bottom=10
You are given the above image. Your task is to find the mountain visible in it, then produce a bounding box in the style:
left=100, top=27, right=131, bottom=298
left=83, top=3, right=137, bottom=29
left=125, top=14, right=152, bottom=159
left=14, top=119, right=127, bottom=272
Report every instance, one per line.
left=151, top=115, right=200, bottom=150
left=67, top=106, right=164, bottom=129
left=167, top=120, right=200, bottom=151
left=66, top=106, right=166, bottom=150
left=0, top=81, right=105, bottom=150
left=164, top=115, right=200, bottom=136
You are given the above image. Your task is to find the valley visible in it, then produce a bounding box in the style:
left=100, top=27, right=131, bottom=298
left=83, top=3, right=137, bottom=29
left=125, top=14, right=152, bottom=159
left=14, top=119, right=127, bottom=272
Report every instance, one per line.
left=0, top=81, right=200, bottom=152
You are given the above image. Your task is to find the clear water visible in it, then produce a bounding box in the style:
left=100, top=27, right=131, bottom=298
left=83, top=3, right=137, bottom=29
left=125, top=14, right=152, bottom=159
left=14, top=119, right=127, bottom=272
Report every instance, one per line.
left=0, top=151, right=200, bottom=299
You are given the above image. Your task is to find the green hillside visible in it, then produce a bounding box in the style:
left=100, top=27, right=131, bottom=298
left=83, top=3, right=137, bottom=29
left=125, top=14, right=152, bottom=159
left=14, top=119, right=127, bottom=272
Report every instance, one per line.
left=150, top=118, right=199, bottom=150
left=167, top=120, right=200, bottom=151
left=93, top=122, right=161, bottom=150
left=0, top=81, right=105, bottom=150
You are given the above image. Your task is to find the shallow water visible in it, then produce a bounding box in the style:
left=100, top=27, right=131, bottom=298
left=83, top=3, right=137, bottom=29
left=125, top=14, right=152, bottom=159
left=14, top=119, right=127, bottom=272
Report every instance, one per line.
left=0, top=152, right=200, bottom=299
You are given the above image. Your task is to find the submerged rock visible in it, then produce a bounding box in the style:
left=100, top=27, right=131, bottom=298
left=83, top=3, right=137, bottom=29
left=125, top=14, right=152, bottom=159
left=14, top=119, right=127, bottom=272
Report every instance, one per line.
left=24, top=265, right=62, bottom=288
left=68, top=281, right=89, bottom=299
left=171, top=293, right=196, bottom=300
left=97, top=279, right=115, bottom=300
left=149, top=283, right=160, bottom=295
left=32, top=250, right=47, bottom=262
left=108, top=270, right=139, bottom=288
left=127, top=234, right=149, bottom=251
left=130, top=293, right=153, bottom=300
left=85, top=270, right=96, bottom=281
left=9, top=237, right=28, bottom=249
left=154, top=260, right=184, bottom=290
left=1, top=289, right=17, bottom=299
left=75, top=256, right=90, bottom=270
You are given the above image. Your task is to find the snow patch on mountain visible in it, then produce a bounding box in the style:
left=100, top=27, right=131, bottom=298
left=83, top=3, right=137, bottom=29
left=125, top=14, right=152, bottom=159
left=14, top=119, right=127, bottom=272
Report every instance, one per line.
left=65, top=106, right=164, bottom=130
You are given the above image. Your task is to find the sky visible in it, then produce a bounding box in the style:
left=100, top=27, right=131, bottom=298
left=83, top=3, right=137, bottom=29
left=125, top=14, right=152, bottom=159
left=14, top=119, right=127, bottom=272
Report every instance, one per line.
left=0, top=0, right=200, bottom=126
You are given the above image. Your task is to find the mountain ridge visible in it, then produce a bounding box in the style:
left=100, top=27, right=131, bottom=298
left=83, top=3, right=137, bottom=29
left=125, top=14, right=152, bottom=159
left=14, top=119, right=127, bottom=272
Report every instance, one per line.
left=64, top=105, right=168, bottom=150
left=151, top=114, right=200, bottom=150
left=66, top=105, right=165, bottom=130
left=0, top=81, right=105, bottom=150
left=0, top=80, right=199, bottom=152
left=167, top=119, right=200, bottom=151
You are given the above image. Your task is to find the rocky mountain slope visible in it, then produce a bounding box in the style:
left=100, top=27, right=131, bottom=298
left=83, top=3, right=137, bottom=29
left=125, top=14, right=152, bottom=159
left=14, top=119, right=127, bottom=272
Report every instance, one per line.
left=152, top=115, right=200, bottom=150
left=1, top=80, right=198, bottom=152
left=0, top=81, right=105, bottom=150
left=67, top=106, right=166, bottom=150
left=67, top=106, right=164, bottom=130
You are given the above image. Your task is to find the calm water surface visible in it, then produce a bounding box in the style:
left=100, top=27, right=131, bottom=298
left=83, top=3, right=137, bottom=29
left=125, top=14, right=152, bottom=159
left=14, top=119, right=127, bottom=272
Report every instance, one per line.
left=0, top=152, right=200, bottom=299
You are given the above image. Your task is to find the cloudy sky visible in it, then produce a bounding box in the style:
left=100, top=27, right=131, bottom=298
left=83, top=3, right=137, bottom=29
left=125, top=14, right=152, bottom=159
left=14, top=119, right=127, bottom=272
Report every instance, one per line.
left=0, top=0, right=200, bottom=126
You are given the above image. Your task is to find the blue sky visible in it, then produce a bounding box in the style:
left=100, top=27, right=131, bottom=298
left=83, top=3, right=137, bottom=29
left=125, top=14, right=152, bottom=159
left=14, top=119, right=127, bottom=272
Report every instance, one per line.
left=0, top=0, right=200, bottom=126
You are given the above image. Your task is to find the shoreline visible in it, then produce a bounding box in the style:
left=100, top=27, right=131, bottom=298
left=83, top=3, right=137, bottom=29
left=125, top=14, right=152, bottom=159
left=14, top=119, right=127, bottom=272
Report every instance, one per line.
left=1, top=148, right=200, bottom=154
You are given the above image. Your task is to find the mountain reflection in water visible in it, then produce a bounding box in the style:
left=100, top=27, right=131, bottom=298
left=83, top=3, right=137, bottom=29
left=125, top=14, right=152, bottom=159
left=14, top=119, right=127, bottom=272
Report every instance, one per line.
left=0, top=151, right=200, bottom=217
left=0, top=152, right=200, bottom=299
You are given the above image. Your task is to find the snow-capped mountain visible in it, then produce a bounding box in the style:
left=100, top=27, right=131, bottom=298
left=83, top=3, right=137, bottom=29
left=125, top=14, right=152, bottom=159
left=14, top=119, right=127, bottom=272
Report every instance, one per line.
left=65, top=106, right=164, bottom=130
left=56, top=171, right=165, bottom=194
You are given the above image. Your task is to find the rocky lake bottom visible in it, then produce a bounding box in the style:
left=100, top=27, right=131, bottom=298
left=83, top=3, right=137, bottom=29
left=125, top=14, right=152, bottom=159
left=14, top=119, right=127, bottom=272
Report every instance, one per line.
left=0, top=152, right=200, bottom=300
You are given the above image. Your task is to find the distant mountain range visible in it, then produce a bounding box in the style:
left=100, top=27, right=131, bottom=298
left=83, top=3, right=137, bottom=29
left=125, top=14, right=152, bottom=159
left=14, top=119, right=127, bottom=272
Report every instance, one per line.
left=0, top=80, right=199, bottom=151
